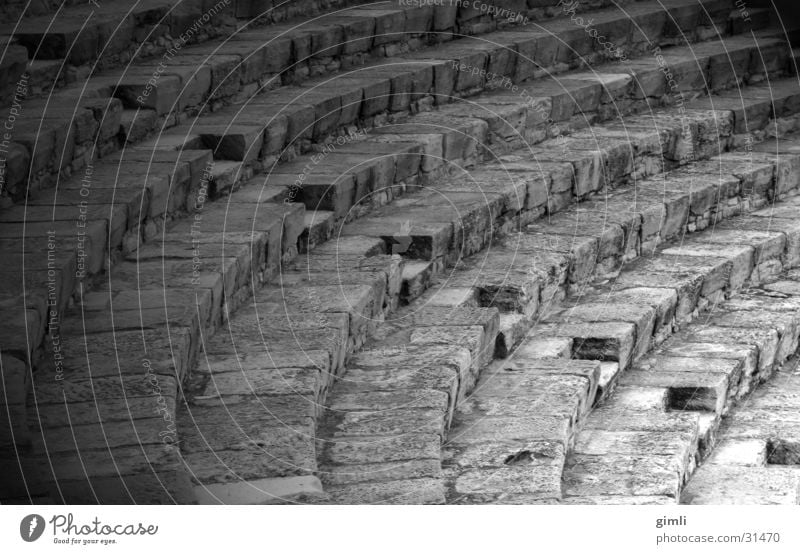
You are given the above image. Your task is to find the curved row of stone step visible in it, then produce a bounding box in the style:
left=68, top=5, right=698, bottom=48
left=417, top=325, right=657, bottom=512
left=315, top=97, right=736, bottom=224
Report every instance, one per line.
left=178, top=46, right=800, bottom=501
left=166, top=61, right=800, bottom=503
left=0, top=0, right=777, bottom=335
left=484, top=134, right=800, bottom=504
left=0, top=0, right=747, bottom=202
left=285, top=95, right=800, bottom=503
left=333, top=129, right=800, bottom=504
left=0, top=12, right=791, bottom=501
left=2, top=0, right=700, bottom=81
left=0, top=0, right=453, bottom=200
left=375, top=77, right=800, bottom=305
left=558, top=215, right=800, bottom=503
left=5, top=21, right=786, bottom=381
left=433, top=128, right=800, bottom=504
left=681, top=344, right=800, bottom=504
left=155, top=0, right=757, bottom=166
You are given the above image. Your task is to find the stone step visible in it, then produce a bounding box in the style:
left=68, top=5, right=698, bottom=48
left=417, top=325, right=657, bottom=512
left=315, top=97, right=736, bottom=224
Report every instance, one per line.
left=436, top=121, right=800, bottom=501
left=0, top=0, right=755, bottom=203
left=0, top=0, right=238, bottom=68
left=443, top=185, right=800, bottom=503
left=155, top=3, right=771, bottom=166
left=384, top=76, right=800, bottom=306
left=2, top=0, right=650, bottom=197
left=2, top=7, right=782, bottom=293
left=175, top=69, right=800, bottom=503
left=7, top=27, right=788, bottom=375
left=0, top=0, right=716, bottom=90
left=306, top=122, right=800, bottom=504
left=681, top=360, right=800, bottom=504
left=1, top=5, right=780, bottom=306
left=2, top=2, right=793, bottom=504
left=559, top=242, right=800, bottom=503
left=444, top=358, right=600, bottom=503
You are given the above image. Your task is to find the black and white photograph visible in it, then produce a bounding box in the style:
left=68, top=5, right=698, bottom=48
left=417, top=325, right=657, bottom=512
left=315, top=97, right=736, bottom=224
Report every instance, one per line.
left=1, top=0, right=799, bottom=550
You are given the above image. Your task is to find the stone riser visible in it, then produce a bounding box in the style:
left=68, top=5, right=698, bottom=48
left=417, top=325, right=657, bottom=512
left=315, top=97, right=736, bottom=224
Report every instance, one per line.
left=563, top=265, right=800, bottom=504
left=1, top=0, right=790, bottom=504
left=8, top=65, right=796, bottom=504
left=9, top=26, right=787, bottom=379
left=453, top=164, right=800, bottom=504
left=0, top=0, right=690, bottom=100
left=680, top=355, right=800, bottom=504
left=160, top=1, right=757, bottom=174
left=305, top=113, right=800, bottom=504
left=1, top=0, right=748, bottom=203
left=5, top=1, right=757, bottom=314
left=398, top=73, right=800, bottom=313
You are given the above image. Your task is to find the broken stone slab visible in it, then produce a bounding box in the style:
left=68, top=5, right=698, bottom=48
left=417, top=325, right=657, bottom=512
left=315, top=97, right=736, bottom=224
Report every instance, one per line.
left=620, top=368, right=730, bottom=415
left=447, top=254, right=541, bottom=316
left=528, top=321, right=636, bottom=371
left=548, top=302, right=657, bottom=362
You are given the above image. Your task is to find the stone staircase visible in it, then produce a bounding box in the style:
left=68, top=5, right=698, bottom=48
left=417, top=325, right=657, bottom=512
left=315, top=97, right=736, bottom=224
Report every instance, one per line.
left=2, top=0, right=800, bottom=504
